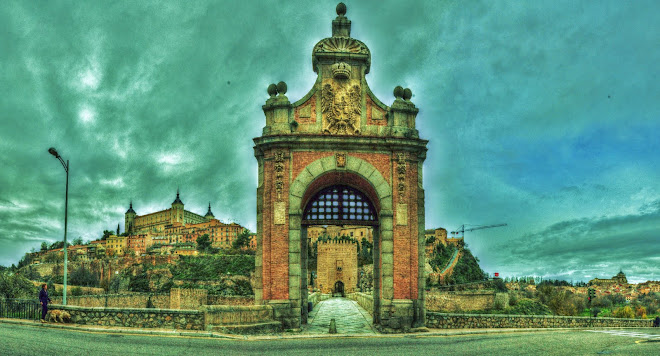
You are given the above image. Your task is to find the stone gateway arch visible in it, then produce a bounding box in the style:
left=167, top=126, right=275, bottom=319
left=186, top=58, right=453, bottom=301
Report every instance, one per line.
left=253, top=3, right=428, bottom=333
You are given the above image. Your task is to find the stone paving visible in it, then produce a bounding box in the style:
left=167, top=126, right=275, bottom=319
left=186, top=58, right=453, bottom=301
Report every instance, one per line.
left=304, top=297, right=376, bottom=335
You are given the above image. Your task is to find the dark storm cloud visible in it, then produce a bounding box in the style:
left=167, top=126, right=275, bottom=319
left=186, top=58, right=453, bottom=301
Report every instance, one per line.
left=1, top=0, right=659, bottom=282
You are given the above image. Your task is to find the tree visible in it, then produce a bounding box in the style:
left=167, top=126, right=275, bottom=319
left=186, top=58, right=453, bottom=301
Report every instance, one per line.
left=40, top=242, right=48, bottom=251
left=102, top=230, right=114, bottom=240
left=197, top=234, right=212, bottom=252
left=232, top=230, right=252, bottom=250
left=72, top=237, right=83, bottom=246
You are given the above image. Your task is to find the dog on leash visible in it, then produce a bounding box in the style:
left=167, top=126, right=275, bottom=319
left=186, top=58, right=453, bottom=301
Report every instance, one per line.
left=46, top=310, right=71, bottom=323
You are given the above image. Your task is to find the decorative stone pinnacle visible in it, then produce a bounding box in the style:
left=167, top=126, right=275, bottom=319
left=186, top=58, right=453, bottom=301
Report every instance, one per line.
left=336, top=2, right=347, bottom=16
left=403, top=88, right=412, bottom=101
left=393, top=86, right=404, bottom=99
left=267, top=83, right=277, bottom=97
left=332, top=3, right=351, bottom=37
left=277, top=81, right=287, bottom=95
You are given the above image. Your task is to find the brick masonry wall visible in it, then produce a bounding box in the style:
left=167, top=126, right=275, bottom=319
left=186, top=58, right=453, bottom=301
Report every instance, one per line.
left=201, top=305, right=274, bottom=326
left=426, top=291, right=498, bottom=312
left=207, top=295, right=254, bottom=306
left=52, top=304, right=204, bottom=330
left=170, top=288, right=207, bottom=310
left=51, top=293, right=169, bottom=309
left=426, top=312, right=653, bottom=329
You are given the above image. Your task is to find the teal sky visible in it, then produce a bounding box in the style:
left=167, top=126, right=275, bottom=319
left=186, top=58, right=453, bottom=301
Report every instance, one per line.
left=1, top=1, right=658, bottom=283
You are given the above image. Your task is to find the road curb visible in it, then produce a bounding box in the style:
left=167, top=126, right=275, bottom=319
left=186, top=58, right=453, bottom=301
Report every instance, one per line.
left=2, top=318, right=654, bottom=341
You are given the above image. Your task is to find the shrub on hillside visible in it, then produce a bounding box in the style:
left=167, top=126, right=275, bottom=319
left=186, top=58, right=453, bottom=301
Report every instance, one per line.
left=505, top=298, right=552, bottom=315
left=0, top=272, right=36, bottom=299
left=613, top=306, right=635, bottom=319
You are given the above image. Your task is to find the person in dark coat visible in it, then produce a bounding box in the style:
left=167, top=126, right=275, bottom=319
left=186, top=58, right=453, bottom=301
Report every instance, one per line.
left=39, top=284, right=51, bottom=322
left=654, top=316, right=660, bottom=327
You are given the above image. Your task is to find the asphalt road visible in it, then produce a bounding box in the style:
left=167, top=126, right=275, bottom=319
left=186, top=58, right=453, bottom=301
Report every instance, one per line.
left=1, top=323, right=659, bottom=356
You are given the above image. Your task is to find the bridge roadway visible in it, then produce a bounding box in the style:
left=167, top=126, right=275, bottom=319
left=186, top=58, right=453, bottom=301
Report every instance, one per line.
left=303, top=297, right=375, bottom=335
left=1, top=322, right=659, bottom=355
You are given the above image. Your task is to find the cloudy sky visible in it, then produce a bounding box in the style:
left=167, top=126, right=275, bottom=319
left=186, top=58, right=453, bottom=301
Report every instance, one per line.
left=1, top=1, right=658, bottom=283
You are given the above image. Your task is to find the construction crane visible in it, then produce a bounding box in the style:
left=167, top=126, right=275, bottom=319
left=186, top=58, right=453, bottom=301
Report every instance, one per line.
left=451, top=223, right=507, bottom=239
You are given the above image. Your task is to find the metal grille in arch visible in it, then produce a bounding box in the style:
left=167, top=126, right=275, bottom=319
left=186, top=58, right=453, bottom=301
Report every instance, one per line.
left=303, top=185, right=377, bottom=225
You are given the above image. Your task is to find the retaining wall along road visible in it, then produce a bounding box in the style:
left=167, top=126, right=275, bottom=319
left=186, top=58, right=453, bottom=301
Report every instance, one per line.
left=50, top=304, right=204, bottom=330
left=426, top=312, right=653, bottom=329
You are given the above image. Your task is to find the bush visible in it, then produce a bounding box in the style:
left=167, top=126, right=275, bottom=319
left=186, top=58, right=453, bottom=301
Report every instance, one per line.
left=0, top=272, right=36, bottom=299
left=591, top=307, right=601, bottom=317
left=509, top=292, right=518, bottom=306
left=71, top=286, right=83, bottom=296
left=591, top=296, right=612, bottom=309
left=505, top=298, right=552, bottom=315
left=613, top=306, right=635, bottom=319
left=635, top=305, right=647, bottom=319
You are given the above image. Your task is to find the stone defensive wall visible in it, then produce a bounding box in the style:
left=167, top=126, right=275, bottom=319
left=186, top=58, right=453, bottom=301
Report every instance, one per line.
left=51, top=288, right=254, bottom=309
left=426, top=291, right=509, bottom=312
left=426, top=313, right=653, bottom=329
left=51, top=293, right=170, bottom=309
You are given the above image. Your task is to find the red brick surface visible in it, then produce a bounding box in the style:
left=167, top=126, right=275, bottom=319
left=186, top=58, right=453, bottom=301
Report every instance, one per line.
left=366, top=95, right=387, bottom=126
left=292, top=151, right=334, bottom=182
left=294, top=94, right=317, bottom=125
left=350, top=153, right=391, bottom=185
left=261, top=149, right=290, bottom=300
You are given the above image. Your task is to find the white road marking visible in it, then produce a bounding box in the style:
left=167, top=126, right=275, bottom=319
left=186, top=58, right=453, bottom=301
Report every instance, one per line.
left=586, top=330, right=660, bottom=339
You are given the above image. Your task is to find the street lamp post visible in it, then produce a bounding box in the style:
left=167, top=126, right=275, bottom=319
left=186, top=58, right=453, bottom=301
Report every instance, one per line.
left=48, top=147, right=69, bottom=305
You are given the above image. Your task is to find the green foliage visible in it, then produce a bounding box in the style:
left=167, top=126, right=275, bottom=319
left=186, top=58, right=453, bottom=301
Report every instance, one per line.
left=446, top=248, right=489, bottom=285
left=591, top=307, right=601, bottom=317
left=231, top=230, right=251, bottom=250
left=358, top=238, right=373, bottom=266
left=41, top=242, right=48, bottom=251
left=102, top=230, right=113, bottom=240
left=127, top=268, right=150, bottom=292
left=613, top=305, right=635, bottom=319
left=171, top=255, right=255, bottom=280
left=0, top=272, right=36, bottom=299
left=592, top=296, right=613, bottom=309
left=72, top=237, right=83, bottom=246
left=71, top=286, right=83, bottom=296
left=428, top=243, right=457, bottom=272
left=505, top=298, right=552, bottom=315
left=68, top=265, right=99, bottom=287
left=196, top=234, right=212, bottom=252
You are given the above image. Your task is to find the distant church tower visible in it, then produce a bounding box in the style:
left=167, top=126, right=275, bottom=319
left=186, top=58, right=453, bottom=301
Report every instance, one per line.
left=125, top=201, right=137, bottom=234
left=205, top=202, right=215, bottom=221
left=172, top=189, right=184, bottom=224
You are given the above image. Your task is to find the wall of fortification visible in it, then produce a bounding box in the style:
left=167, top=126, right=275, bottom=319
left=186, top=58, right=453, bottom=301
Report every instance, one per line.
left=317, top=240, right=358, bottom=294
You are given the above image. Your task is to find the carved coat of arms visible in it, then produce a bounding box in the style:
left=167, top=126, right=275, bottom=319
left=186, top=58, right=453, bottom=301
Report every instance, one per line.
left=321, top=82, right=361, bottom=135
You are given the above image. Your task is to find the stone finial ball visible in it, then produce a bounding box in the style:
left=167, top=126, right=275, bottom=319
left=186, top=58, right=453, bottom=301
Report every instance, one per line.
left=267, top=83, right=277, bottom=97
left=336, top=3, right=347, bottom=16
left=393, top=86, right=404, bottom=98
left=403, top=88, right=412, bottom=100
left=277, top=81, right=287, bottom=95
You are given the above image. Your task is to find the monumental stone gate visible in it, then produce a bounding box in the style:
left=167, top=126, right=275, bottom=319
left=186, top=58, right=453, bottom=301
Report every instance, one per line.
left=254, top=3, right=428, bottom=332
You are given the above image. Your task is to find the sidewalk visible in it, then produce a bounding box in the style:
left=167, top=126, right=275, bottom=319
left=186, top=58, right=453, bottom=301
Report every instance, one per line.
left=1, top=317, right=609, bottom=341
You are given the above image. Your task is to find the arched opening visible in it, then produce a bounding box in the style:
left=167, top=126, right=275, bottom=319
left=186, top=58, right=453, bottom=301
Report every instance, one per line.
left=300, top=180, right=381, bottom=327
left=333, top=281, right=345, bottom=297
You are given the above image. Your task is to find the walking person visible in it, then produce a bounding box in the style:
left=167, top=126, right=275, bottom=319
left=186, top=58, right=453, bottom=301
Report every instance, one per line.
left=39, top=284, right=51, bottom=323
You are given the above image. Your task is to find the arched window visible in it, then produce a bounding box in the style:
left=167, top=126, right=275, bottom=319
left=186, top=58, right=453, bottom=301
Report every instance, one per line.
left=303, top=185, right=377, bottom=225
